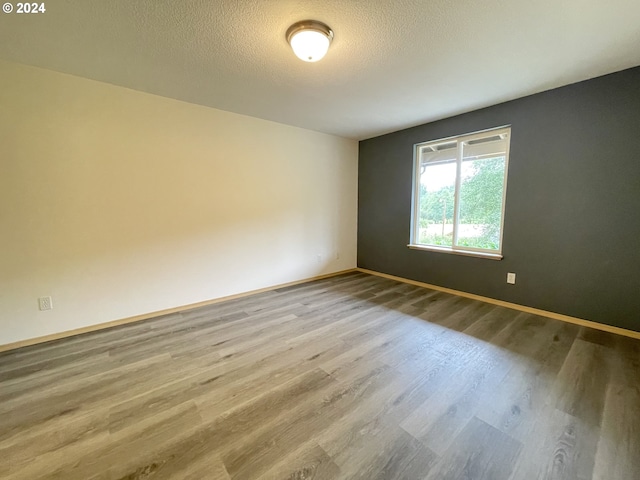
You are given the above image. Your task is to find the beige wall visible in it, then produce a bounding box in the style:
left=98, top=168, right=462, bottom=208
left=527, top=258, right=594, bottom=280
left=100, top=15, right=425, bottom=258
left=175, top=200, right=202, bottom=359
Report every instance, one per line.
left=0, top=60, right=358, bottom=346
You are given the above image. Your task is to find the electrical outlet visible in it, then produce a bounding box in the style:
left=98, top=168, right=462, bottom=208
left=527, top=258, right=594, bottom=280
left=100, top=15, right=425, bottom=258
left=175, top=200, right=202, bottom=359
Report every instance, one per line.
left=316, top=254, right=322, bottom=263
left=39, top=296, right=53, bottom=311
left=507, top=273, right=516, bottom=285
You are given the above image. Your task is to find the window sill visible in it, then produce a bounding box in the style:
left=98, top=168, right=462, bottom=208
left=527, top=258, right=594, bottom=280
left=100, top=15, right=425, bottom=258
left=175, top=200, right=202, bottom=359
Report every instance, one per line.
left=407, top=244, right=503, bottom=260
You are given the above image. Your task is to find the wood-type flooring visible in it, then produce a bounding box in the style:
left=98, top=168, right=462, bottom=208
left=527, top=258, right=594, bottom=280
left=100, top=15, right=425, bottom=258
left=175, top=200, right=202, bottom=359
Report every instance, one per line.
left=1, top=272, right=639, bottom=479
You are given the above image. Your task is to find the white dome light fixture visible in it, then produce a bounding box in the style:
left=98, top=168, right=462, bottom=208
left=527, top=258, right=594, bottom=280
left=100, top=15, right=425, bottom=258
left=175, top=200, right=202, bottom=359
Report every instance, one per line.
left=286, top=20, right=334, bottom=62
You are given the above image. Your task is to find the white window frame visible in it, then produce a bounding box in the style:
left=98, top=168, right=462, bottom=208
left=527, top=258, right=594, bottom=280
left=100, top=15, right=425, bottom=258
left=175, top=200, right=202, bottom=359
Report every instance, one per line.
left=409, top=126, right=511, bottom=260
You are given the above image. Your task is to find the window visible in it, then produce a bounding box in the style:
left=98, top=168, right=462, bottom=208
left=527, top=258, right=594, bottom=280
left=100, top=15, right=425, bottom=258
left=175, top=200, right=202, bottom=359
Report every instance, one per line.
left=410, top=126, right=510, bottom=259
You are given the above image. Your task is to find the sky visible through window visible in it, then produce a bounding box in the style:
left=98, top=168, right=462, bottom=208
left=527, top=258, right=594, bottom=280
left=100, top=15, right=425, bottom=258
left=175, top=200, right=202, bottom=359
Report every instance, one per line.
left=421, top=161, right=456, bottom=191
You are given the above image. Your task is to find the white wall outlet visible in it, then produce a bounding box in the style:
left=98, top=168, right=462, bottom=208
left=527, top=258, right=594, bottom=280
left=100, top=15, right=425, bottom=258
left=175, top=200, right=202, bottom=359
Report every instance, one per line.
left=507, top=273, right=516, bottom=285
left=316, top=254, right=322, bottom=263
left=38, top=296, right=53, bottom=311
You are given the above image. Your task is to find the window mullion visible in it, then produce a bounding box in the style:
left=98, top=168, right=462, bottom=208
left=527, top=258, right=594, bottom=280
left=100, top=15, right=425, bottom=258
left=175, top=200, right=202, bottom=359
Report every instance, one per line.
left=452, top=140, right=463, bottom=247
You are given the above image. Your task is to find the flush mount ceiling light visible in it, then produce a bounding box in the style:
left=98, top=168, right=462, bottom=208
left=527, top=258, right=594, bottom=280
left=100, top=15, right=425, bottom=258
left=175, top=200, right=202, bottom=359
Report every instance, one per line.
left=286, top=20, right=334, bottom=62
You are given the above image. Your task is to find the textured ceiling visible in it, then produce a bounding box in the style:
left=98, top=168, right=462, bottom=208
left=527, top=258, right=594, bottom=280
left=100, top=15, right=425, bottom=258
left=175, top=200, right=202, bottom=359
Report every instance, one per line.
left=1, top=0, right=639, bottom=139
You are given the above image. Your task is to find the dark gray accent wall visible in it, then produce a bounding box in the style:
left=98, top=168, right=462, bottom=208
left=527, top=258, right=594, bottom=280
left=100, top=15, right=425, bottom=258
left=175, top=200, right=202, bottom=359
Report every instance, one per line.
left=358, top=66, right=640, bottom=332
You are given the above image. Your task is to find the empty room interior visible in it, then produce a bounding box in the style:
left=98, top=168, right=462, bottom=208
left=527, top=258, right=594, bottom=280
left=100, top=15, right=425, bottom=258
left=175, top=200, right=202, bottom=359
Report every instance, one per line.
left=1, top=1, right=639, bottom=479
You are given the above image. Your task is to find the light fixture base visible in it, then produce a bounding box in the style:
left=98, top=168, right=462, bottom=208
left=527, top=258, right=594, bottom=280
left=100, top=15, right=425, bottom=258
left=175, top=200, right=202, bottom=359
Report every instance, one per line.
left=286, top=20, right=334, bottom=45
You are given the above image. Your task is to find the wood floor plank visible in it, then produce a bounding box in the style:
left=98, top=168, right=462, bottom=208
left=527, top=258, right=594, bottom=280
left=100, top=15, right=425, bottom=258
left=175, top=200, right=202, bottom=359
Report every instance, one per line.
left=130, top=368, right=335, bottom=479
left=220, top=365, right=400, bottom=479
left=476, top=320, right=579, bottom=442
left=592, top=383, right=640, bottom=480
left=508, top=404, right=600, bottom=480
left=4, top=401, right=204, bottom=479
left=550, top=339, right=611, bottom=427
left=401, top=343, right=512, bottom=456
left=425, top=416, right=522, bottom=480
left=1, top=272, right=638, bottom=479
left=314, top=367, right=440, bottom=479
left=256, top=444, right=341, bottom=480
left=334, top=425, right=437, bottom=480
left=0, top=411, right=109, bottom=478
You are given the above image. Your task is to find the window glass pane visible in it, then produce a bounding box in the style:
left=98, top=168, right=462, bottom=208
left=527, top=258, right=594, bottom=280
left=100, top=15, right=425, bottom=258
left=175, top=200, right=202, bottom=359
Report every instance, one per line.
left=456, top=137, right=507, bottom=250
left=418, top=157, right=456, bottom=247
